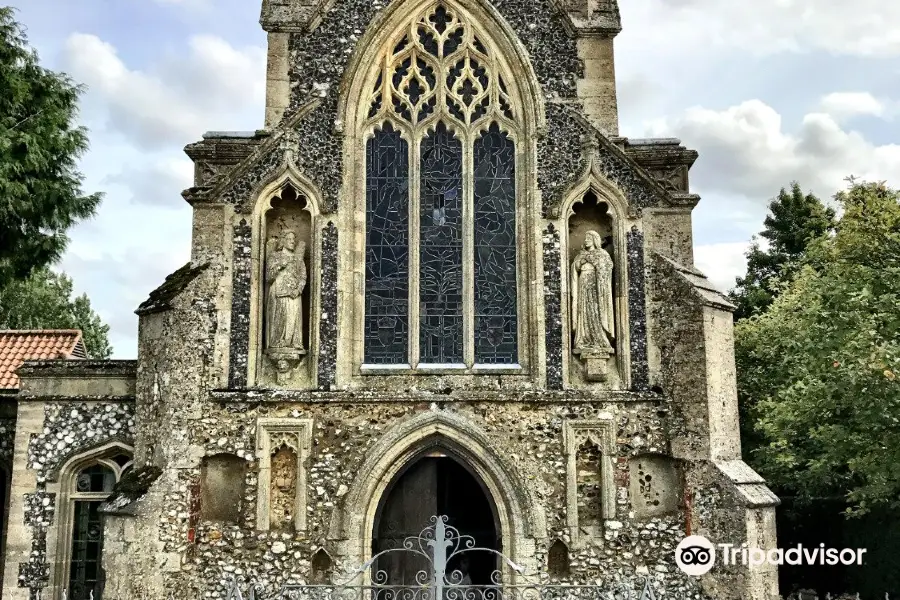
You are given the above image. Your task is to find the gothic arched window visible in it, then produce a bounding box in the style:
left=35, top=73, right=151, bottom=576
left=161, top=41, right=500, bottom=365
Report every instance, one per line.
left=364, top=3, right=519, bottom=368
left=56, top=449, right=133, bottom=600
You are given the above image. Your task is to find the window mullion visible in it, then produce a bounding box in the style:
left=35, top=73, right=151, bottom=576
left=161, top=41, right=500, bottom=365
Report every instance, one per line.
left=409, top=134, right=421, bottom=369
left=463, top=131, right=475, bottom=369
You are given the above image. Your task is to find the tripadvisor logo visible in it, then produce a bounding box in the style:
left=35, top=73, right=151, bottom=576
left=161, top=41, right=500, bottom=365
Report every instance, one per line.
left=675, top=536, right=715, bottom=576
left=674, top=535, right=867, bottom=576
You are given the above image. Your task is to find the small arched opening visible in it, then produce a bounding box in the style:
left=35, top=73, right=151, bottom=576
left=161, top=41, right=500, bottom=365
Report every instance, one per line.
left=372, top=449, right=500, bottom=586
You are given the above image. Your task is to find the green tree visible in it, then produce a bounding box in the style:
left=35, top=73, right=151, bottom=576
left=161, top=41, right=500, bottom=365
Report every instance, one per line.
left=736, top=180, right=900, bottom=514
left=0, top=267, right=112, bottom=358
left=0, top=7, right=101, bottom=288
left=729, top=182, right=836, bottom=321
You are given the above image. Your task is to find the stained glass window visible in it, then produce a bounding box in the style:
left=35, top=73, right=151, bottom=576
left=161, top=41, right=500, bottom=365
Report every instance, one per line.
left=363, top=2, right=520, bottom=369
left=474, top=125, right=517, bottom=364
left=365, top=124, right=410, bottom=365
left=419, top=123, right=463, bottom=363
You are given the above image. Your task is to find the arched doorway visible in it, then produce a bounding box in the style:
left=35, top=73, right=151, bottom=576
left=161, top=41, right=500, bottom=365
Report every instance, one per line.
left=373, top=450, right=500, bottom=586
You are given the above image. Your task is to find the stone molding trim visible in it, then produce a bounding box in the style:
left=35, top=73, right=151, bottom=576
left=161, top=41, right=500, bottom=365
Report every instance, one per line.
left=652, top=253, right=736, bottom=312
left=255, top=417, right=314, bottom=532
left=548, top=0, right=621, bottom=36
left=622, top=138, right=699, bottom=196
left=328, top=408, right=545, bottom=572
left=562, top=417, right=616, bottom=544
left=209, top=388, right=660, bottom=403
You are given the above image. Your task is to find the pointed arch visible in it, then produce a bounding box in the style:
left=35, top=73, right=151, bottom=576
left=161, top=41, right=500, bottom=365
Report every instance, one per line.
left=338, top=0, right=546, bottom=384
left=247, top=166, right=325, bottom=387
left=339, top=0, right=544, bottom=136
left=329, top=410, right=544, bottom=572
left=559, top=164, right=634, bottom=388
left=49, top=441, right=134, bottom=598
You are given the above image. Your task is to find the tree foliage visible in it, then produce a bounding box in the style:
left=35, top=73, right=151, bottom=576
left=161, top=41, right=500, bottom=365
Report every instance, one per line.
left=729, top=182, right=836, bottom=321
left=0, top=7, right=101, bottom=288
left=0, top=267, right=112, bottom=359
left=736, top=180, right=900, bottom=514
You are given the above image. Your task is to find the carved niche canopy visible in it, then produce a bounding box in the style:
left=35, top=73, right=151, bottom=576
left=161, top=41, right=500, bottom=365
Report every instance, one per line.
left=252, top=181, right=320, bottom=389
left=562, top=418, right=616, bottom=545
left=565, top=192, right=627, bottom=388
left=256, top=418, right=313, bottom=532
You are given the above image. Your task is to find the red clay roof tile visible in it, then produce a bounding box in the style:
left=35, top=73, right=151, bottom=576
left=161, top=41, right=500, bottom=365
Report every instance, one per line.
left=0, top=330, right=86, bottom=390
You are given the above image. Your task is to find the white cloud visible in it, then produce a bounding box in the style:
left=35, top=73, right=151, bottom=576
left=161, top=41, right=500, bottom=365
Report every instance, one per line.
left=694, top=242, right=751, bottom=294
left=819, top=92, right=889, bottom=120
left=623, top=0, right=900, bottom=57
left=62, top=33, right=265, bottom=150
left=645, top=99, right=900, bottom=201
left=104, top=157, right=194, bottom=210
left=50, top=31, right=266, bottom=357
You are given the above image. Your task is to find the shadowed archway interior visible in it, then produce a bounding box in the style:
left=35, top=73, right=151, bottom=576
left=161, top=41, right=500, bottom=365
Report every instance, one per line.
left=373, top=451, right=500, bottom=586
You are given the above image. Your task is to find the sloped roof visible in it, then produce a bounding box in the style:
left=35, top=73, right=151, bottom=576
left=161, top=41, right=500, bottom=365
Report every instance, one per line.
left=135, top=262, right=210, bottom=316
left=0, top=330, right=87, bottom=390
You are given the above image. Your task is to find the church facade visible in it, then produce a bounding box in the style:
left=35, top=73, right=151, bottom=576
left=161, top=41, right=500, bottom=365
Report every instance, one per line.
left=1, top=0, right=779, bottom=598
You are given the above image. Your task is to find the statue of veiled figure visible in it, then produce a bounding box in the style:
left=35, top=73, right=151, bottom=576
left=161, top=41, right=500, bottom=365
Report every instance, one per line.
left=265, top=231, right=307, bottom=354
left=571, top=230, right=615, bottom=356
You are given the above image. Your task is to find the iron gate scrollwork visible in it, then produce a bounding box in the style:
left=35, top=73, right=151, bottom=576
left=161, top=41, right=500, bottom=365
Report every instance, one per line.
left=226, top=516, right=668, bottom=600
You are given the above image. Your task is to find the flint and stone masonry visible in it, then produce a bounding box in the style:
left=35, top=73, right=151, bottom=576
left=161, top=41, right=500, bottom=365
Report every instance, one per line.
left=1, top=0, right=779, bottom=599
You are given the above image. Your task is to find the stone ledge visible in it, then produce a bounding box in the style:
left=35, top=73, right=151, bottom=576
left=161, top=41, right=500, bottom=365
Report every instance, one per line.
left=550, top=0, right=622, bottom=36
left=14, top=395, right=135, bottom=403
left=209, top=388, right=666, bottom=404
left=16, top=360, right=137, bottom=399
left=136, top=261, right=211, bottom=316
left=184, top=134, right=268, bottom=164
left=16, top=360, right=137, bottom=378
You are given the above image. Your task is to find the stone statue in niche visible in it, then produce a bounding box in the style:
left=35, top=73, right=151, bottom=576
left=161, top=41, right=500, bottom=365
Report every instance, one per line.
left=265, top=230, right=307, bottom=378
left=571, top=230, right=615, bottom=381
left=270, top=444, right=298, bottom=531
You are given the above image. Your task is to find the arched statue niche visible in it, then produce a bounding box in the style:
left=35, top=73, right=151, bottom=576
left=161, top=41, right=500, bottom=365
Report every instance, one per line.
left=565, top=191, right=628, bottom=388
left=373, top=450, right=500, bottom=586
left=250, top=180, right=320, bottom=388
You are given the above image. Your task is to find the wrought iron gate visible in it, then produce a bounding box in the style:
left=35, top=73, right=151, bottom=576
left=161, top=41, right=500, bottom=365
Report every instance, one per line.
left=225, top=516, right=670, bottom=600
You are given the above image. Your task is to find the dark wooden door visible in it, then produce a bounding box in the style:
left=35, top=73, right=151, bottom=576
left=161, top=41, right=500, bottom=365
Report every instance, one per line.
left=374, top=459, right=438, bottom=585
left=373, top=457, right=500, bottom=586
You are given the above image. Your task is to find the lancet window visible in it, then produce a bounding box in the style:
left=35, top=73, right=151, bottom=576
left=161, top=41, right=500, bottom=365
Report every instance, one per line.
left=363, top=3, right=519, bottom=368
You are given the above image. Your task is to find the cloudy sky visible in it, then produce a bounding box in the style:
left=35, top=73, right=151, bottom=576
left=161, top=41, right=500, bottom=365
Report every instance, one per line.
left=7, top=0, right=900, bottom=358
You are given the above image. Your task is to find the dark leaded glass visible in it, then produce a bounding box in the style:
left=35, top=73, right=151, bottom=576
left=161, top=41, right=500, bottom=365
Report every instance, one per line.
left=75, top=464, right=116, bottom=493
left=419, top=123, right=463, bottom=363
left=473, top=124, right=517, bottom=364
left=365, top=124, right=410, bottom=364
left=69, top=500, right=105, bottom=600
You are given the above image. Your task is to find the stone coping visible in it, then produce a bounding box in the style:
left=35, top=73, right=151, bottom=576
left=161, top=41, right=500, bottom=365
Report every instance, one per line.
left=15, top=395, right=135, bottom=403
left=210, top=388, right=666, bottom=404
left=16, top=359, right=137, bottom=378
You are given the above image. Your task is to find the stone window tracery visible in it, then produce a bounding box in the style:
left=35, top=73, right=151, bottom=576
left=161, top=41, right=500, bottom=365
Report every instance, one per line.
left=363, top=2, right=520, bottom=369
left=53, top=444, right=133, bottom=600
